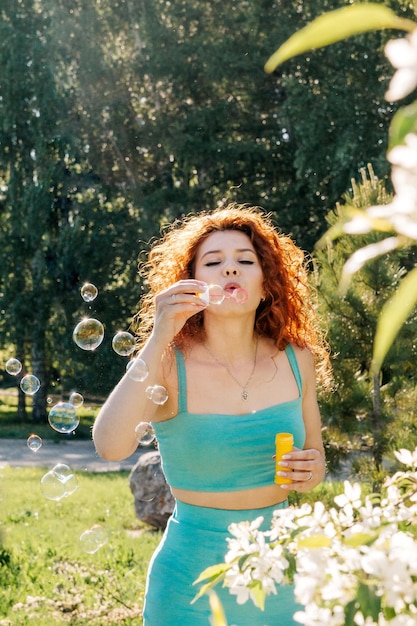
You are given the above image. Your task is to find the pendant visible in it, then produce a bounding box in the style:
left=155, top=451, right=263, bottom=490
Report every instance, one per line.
left=241, top=389, right=248, bottom=401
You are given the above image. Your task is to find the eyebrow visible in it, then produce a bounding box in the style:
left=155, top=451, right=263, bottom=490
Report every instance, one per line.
left=200, top=248, right=256, bottom=260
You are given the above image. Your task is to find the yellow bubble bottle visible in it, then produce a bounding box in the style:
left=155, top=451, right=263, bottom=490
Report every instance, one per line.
left=274, top=433, right=294, bottom=485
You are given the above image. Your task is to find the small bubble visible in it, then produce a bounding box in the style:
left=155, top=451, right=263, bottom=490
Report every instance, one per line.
left=48, top=402, right=79, bottom=434
left=197, top=284, right=247, bottom=306
left=80, top=524, right=109, bottom=554
left=126, top=358, right=149, bottom=382
left=5, top=358, right=22, bottom=376
left=20, top=374, right=41, bottom=396
left=145, top=385, right=168, bottom=405
left=80, top=282, right=98, bottom=302
left=27, top=434, right=42, bottom=452
left=231, top=287, right=248, bottom=304
left=69, top=391, right=84, bottom=408
left=73, top=318, right=104, bottom=351
left=135, top=422, right=156, bottom=446
left=112, top=331, right=136, bottom=356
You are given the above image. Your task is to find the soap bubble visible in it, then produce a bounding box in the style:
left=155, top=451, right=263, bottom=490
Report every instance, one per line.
left=52, top=463, right=79, bottom=496
left=68, top=391, right=83, bottom=408
left=146, top=385, right=168, bottom=405
left=5, top=358, right=22, bottom=376
left=126, top=357, right=149, bottom=382
left=197, top=284, right=225, bottom=306
left=79, top=524, right=109, bottom=554
left=69, top=391, right=84, bottom=408
left=231, top=287, right=248, bottom=304
left=135, top=422, right=156, bottom=446
left=81, top=282, right=98, bottom=302
left=48, top=402, right=79, bottom=434
left=40, top=470, right=67, bottom=501
left=73, top=318, right=104, bottom=351
left=27, top=434, right=42, bottom=452
left=197, top=284, right=248, bottom=306
left=20, top=374, right=40, bottom=395
left=40, top=463, right=78, bottom=501
left=112, top=331, right=136, bottom=356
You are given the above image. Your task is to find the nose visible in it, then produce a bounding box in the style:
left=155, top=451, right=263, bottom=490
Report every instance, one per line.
left=223, top=265, right=239, bottom=277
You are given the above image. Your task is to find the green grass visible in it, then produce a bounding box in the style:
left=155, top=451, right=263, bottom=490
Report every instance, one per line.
left=0, top=467, right=161, bottom=625
left=0, top=467, right=346, bottom=626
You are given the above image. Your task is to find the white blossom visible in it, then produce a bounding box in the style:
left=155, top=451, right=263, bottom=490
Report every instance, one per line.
left=394, top=448, right=417, bottom=468
left=385, top=30, right=417, bottom=101
left=334, top=481, right=362, bottom=509
left=208, top=448, right=417, bottom=625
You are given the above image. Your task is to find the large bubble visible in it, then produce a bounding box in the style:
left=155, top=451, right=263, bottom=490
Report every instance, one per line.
left=48, top=402, right=79, bottom=434
left=126, top=357, right=149, bottom=382
left=145, top=385, right=168, bottom=405
left=112, top=331, right=136, bottom=357
left=79, top=524, right=109, bottom=554
left=5, top=358, right=22, bottom=376
left=80, top=283, right=98, bottom=302
left=40, top=463, right=78, bottom=501
left=73, top=318, right=104, bottom=351
left=20, top=374, right=41, bottom=395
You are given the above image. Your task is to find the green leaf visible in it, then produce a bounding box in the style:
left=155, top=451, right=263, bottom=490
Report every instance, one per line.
left=192, top=563, right=231, bottom=604
left=264, top=4, right=415, bottom=73
left=343, top=532, right=376, bottom=548
left=297, top=534, right=332, bottom=549
left=208, top=592, right=228, bottom=626
left=372, top=265, right=417, bottom=373
left=193, top=563, right=231, bottom=585
left=389, top=101, right=417, bottom=150
left=249, top=580, right=266, bottom=611
left=357, top=582, right=381, bottom=620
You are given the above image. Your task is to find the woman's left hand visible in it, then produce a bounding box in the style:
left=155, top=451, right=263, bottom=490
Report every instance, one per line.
left=276, top=447, right=326, bottom=491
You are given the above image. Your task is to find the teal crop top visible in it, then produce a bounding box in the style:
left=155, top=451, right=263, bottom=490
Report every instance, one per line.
left=152, top=344, right=306, bottom=492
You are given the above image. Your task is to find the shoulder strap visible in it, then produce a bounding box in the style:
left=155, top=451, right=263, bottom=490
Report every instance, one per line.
left=174, top=348, right=188, bottom=412
left=285, top=344, right=302, bottom=395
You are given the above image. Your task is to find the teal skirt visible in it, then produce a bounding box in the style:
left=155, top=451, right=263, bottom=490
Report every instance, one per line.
left=143, top=500, right=301, bottom=625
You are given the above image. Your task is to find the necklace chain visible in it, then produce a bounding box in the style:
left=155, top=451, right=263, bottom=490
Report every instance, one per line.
left=202, top=336, right=259, bottom=401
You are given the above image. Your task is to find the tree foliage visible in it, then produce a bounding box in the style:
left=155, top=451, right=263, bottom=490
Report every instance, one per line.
left=315, top=167, right=417, bottom=475
left=0, top=0, right=412, bottom=422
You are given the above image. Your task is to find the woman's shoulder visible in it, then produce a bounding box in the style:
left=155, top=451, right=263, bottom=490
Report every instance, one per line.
left=288, top=343, right=316, bottom=372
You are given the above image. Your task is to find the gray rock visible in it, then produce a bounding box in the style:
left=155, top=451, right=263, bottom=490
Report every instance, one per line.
left=129, top=450, right=175, bottom=530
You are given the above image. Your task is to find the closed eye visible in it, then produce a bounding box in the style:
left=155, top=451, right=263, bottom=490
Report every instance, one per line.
left=205, top=261, right=221, bottom=266
left=239, top=260, right=255, bottom=265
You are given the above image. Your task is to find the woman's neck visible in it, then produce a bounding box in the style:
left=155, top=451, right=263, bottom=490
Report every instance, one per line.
left=202, top=318, right=258, bottom=361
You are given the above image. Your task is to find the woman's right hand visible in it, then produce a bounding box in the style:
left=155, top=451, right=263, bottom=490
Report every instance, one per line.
left=153, top=280, right=209, bottom=343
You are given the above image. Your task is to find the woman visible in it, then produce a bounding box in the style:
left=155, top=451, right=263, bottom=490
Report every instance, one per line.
left=92, top=204, right=331, bottom=625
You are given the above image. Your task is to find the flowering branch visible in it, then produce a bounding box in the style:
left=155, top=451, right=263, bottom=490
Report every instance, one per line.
left=195, top=448, right=417, bottom=625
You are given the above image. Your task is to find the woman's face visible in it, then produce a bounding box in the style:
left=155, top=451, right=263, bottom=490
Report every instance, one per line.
left=193, top=230, right=264, bottom=305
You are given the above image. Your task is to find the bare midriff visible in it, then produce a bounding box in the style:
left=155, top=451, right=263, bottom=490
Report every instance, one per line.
left=171, top=483, right=289, bottom=510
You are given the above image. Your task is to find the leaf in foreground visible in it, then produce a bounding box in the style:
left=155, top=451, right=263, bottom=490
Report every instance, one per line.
left=264, top=4, right=415, bottom=73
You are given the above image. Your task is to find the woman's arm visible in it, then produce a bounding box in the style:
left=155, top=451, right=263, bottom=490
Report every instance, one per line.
left=92, top=279, right=207, bottom=461
left=276, top=347, right=326, bottom=492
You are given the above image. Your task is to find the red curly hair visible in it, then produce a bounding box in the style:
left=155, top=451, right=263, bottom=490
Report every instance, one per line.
left=134, top=204, right=331, bottom=387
